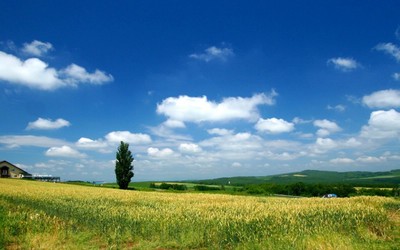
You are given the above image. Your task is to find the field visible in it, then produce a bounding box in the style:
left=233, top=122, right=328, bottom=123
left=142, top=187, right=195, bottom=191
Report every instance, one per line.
left=1, top=179, right=399, bottom=249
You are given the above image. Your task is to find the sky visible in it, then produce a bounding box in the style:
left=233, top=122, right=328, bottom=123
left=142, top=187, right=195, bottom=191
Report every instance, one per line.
left=1, top=1, right=400, bottom=182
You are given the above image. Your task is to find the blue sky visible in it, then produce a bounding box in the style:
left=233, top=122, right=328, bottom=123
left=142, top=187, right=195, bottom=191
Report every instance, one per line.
left=1, top=1, right=400, bottom=181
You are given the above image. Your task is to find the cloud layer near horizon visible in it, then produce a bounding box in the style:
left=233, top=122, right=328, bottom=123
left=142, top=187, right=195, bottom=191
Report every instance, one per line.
left=2, top=87, right=399, bottom=180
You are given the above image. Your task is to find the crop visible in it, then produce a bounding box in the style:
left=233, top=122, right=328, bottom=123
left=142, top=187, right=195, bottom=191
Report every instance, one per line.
left=0, top=179, right=398, bottom=249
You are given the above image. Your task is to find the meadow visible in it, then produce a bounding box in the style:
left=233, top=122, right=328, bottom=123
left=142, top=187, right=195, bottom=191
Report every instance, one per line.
left=0, top=179, right=399, bottom=249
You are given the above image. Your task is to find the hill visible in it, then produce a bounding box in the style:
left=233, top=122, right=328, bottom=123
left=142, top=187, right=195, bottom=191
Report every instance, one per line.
left=191, top=169, right=400, bottom=187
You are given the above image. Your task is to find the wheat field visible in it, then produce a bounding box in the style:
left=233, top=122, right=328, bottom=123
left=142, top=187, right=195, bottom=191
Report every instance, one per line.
left=0, top=179, right=399, bottom=249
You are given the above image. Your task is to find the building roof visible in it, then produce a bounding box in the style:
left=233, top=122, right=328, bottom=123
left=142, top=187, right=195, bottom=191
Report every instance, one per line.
left=0, top=160, right=31, bottom=175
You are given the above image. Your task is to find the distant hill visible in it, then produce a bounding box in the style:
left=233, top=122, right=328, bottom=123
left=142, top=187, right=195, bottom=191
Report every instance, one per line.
left=191, top=169, right=400, bottom=187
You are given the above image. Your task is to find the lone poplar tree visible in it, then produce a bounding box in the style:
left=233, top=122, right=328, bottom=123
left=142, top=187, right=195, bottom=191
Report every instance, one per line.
left=115, top=141, right=134, bottom=189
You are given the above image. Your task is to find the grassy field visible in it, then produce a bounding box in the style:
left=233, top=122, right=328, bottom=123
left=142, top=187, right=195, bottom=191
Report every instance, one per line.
left=1, top=179, right=399, bottom=249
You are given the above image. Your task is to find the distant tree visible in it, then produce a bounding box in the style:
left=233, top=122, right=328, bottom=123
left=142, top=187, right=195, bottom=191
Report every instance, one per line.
left=115, top=141, right=134, bottom=189
left=290, top=182, right=306, bottom=196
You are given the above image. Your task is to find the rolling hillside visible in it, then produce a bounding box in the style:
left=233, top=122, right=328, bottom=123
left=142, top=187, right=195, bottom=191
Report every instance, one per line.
left=192, top=169, right=400, bottom=187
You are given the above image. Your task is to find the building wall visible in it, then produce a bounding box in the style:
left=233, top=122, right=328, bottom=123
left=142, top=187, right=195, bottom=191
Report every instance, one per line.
left=0, top=161, right=30, bottom=178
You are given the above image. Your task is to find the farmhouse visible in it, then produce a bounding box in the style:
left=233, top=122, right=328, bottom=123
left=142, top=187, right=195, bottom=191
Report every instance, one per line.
left=0, top=160, right=31, bottom=178
left=0, top=160, right=61, bottom=182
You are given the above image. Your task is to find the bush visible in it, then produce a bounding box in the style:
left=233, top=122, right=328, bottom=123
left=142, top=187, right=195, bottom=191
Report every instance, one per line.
left=194, top=185, right=221, bottom=191
left=155, top=183, right=187, bottom=191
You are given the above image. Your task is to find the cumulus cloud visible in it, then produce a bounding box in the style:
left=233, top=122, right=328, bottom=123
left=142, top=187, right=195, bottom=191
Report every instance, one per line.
left=147, top=147, right=175, bottom=157
left=105, top=131, right=152, bottom=144
left=22, top=40, right=53, bottom=57
left=207, top=128, right=234, bottom=136
left=26, top=118, right=70, bottom=130
left=163, top=119, right=186, bottom=128
left=362, top=89, right=400, bottom=108
left=344, top=137, right=362, bottom=147
left=327, top=57, right=360, bottom=71
left=361, top=109, right=400, bottom=139
left=45, top=145, right=86, bottom=158
left=0, top=45, right=113, bottom=90
left=312, top=138, right=337, bottom=154
left=0, top=51, right=63, bottom=90
left=179, top=143, right=202, bottom=153
left=61, top=64, right=113, bottom=85
left=255, top=118, right=294, bottom=134
left=189, top=46, right=234, bottom=62
left=157, top=91, right=277, bottom=123
left=374, top=43, right=400, bottom=62
left=313, top=119, right=341, bottom=137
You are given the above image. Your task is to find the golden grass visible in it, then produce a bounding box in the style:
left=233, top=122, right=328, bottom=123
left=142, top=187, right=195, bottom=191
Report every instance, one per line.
left=0, top=179, right=398, bottom=249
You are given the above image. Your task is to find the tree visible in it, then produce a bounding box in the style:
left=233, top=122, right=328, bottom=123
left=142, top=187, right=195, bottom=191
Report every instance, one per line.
left=115, top=141, right=134, bottom=189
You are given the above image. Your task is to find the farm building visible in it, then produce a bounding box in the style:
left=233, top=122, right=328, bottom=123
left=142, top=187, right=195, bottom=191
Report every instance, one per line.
left=0, top=160, right=31, bottom=178
left=0, top=160, right=61, bottom=182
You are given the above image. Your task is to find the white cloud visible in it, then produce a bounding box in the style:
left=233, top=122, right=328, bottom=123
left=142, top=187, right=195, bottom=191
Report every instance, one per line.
left=327, top=104, right=346, bottom=112
left=105, top=131, right=152, bottom=144
left=330, top=158, right=355, bottom=164
left=0, top=51, right=63, bottom=90
left=61, top=64, right=113, bottom=85
left=149, top=124, right=192, bottom=141
left=344, top=137, right=362, bottom=147
left=356, top=156, right=382, bottom=163
left=0, top=49, right=113, bottom=91
left=255, top=118, right=294, bottom=134
left=361, top=109, right=400, bottom=139
left=189, top=46, right=234, bottom=62
left=147, top=147, right=175, bottom=157
left=270, top=152, right=300, bottom=161
left=315, top=129, right=330, bottom=137
left=163, top=119, right=186, bottom=128
left=346, top=95, right=361, bottom=105
left=26, top=118, right=70, bottom=130
left=207, top=128, right=234, bottom=136
left=157, top=91, right=277, bottom=123
left=313, top=119, right=341, bottom=137
left=198, top=132, right=303, bottom=165
left=312, top=138, right=337, bottom=154
left=76, top=137, right=108, bottom=150
left=393, top=73, right=400, bottom=81
left=200, top=132, right=264, bottom=160
left=375, top=43, right=400, bottom=62
left=0, top=135, right=67, bottom=148
left=22, top=40, right=53, bottom=57
left=232, top=162, right=242, bottom=167
left=327, top=57, right=360, bottom=71
left=362, top=89, right=400, bottom=108
left=292, top=117, right=312, bottom=124
left=45, top=145, right=86, bottom=158
left=179, top=143, right=202, bottom=154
